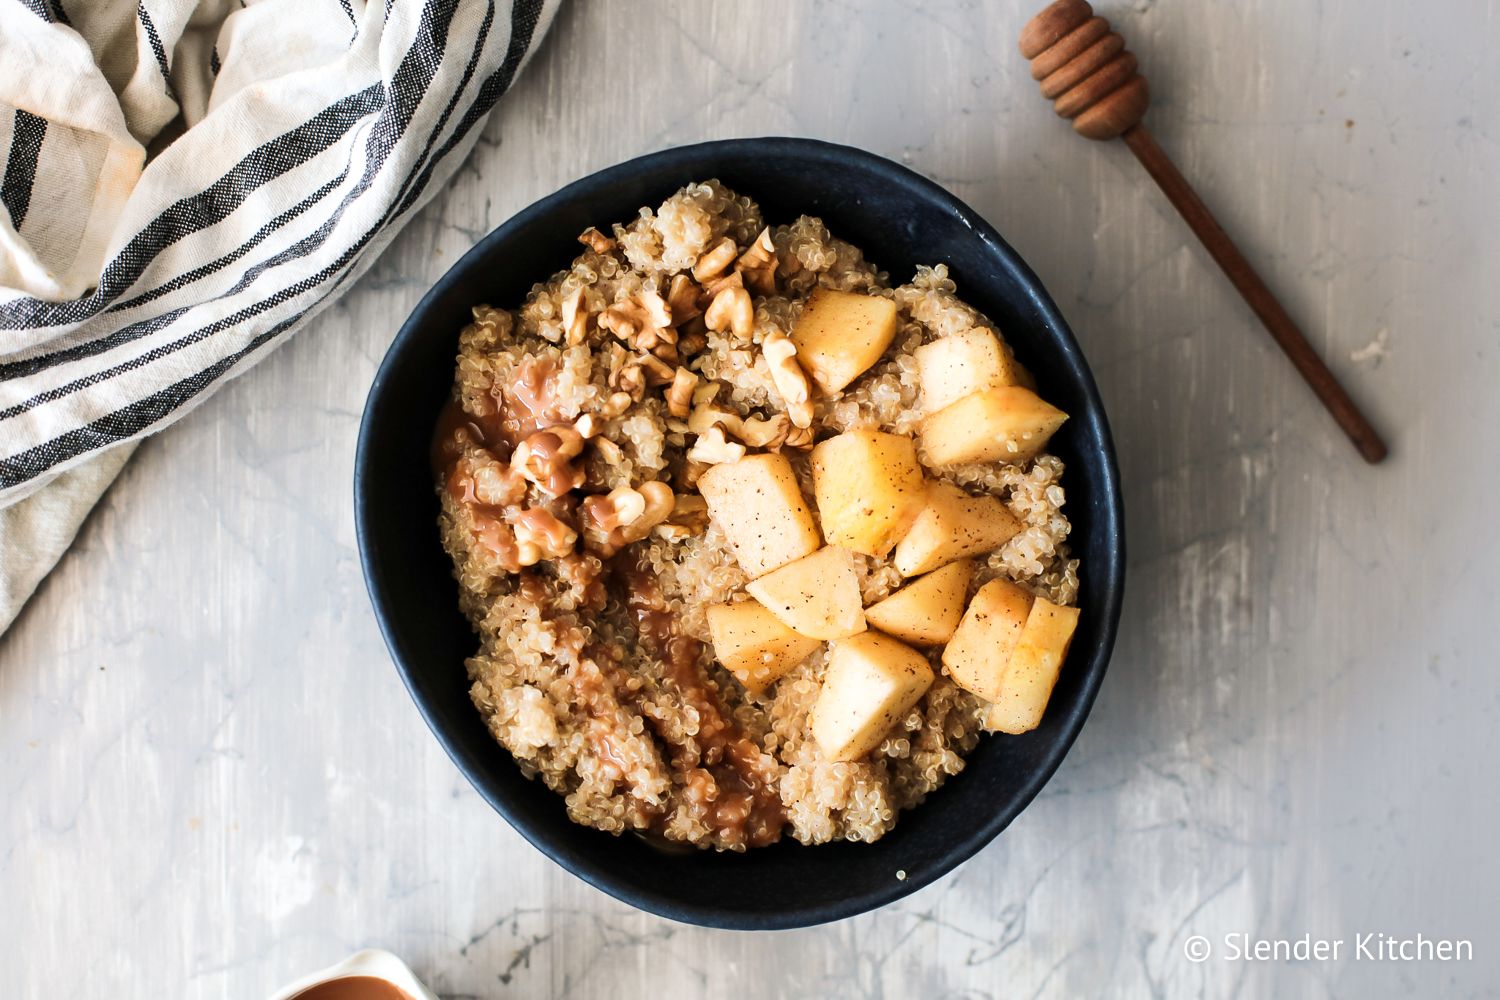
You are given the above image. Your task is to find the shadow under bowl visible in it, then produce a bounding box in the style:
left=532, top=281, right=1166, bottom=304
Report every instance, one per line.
left=355, top=137, right=1124, bottom=930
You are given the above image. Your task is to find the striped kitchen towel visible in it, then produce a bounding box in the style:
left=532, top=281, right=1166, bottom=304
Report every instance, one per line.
left=0, top=0, right=558, bottom=633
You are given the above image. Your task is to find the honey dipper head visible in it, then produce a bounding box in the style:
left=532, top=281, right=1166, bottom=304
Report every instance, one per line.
left=1020, top=0, right=1150, bottom=140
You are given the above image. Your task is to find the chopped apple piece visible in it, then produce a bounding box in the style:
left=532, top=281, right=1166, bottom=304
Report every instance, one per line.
left=745, top=545, right=866, bottom=640
left=790, top=288, right=899, bottom=395
left=864, top=559, right=972, bottom=646
left=915, top=328, right=1033, bottom=413
left=811, top=631, right=935, bottom=762
left=919, top=386, right=1068, bottom=467
left=942, top=578, right=1035, bottom=701
left=699, top=452, right=821, bottom=578
left=810, top=430, right=927, bottom=557
left=707, top=600, right=822, bottom=695
left=892, top=482, right=1022, bottom=577
left=984, top=598, right=1081, bottom=734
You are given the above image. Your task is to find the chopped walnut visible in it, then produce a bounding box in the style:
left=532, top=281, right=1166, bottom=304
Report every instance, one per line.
left=612, top=362, right=645, bottom=400
left=580, top=481, right=675, bottom=555
left=598, top=302, right=641, bottom=340
left=692, top=237, right=738, bottom=282
left=599, top=291, right=676, bottom=356
left=634, top=480, right=676, bottom=532
left=687, top=426, right=747, bottom=465
left=578, top=227, right=615, bottom=254
left=594, top=435, right=624, bottom=464
left=511, top=426, right=586, bottom=496
left=784, top=425, right=816, bottom=449
left=652, top=524, right=694, bottom=543
left=512, top=507, right=578, bottom=564
left=692, top=380, right=721, bottom=406
left=666, top=367, right=699, bottom=418
left=559, top=286, right=589, bottom=345
left=638, top=352, right=675, bottom=386
left=704, top=284, right=753, bottom=342
left=762, top=330, right=815, bottom=428
left=701, top=268, right=744, bottom=299
left=676, top=457, right=710, bottom=491
left=735, top=227, right=777, bottom=296
left=676, top=324, right=708, bottom=358
left=574, top=413, right=600, bottom=439
left=638, top=289, right=673, bottom=329
left=600, top=391, right=633, bottom=419
left=685, top=389, right=794, bottom=451
left=740, top=412, right=791, bottom=448
left=737, top=227, right=775, bottom=270
left=666, top=274, right=702, bottom=325
left=687, top=399, right=743, bottom=438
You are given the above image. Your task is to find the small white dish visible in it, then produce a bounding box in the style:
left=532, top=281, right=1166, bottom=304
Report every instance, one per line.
left=266, top=949, right=438, bottom=1000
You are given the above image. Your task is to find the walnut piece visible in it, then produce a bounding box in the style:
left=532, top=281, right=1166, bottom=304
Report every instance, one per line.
left=573, top=413, right=600, bottom=439
left=735, top=227, right=777, bottom=296
left=579, top=481, right=676, bottom=556
left=737, top=227, right=775, bottom=270
left=676, top=325, right=708, bottom=358
left=638, top=289, right=673, bottom=329
left=687, top=399, right=744, bottom=437
left=600, top=391, right=633, bottom=419
left=666, top=274, right=702, bottom=325
left=578, top=227, right=616, bottom=254
left=687, top=426, right=747, bottom=465
left=701, top=268, right=744, bottom=299
left=692, top=237, right=738, bottom=282
left=594, top=435, right=624, bottom=464
left=559, top=286, right=589, bottom=345
left=511, top=507, right=578, bottom=565
left=784, top=425, right=816, bottom=449
left=599, top=291, right=677, bottom=356
left=704, top=285, right=753, bottom=341
left=613, top=362, right=645, bottom=399
left=666, top=368, right=699, bottom=419
left=511, top=426, right=586, bottom=496
left=740, top=412, right=791, bottom=448
left=762, top=330, right=815, bottom=428
left=638, top=352, right=675, bottom=386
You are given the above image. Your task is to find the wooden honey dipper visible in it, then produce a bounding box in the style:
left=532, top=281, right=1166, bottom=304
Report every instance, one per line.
left=1020, top=0, right=1388, bottom=463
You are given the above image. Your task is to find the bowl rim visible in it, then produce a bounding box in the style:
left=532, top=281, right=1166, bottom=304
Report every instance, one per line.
left=355, top=136, right=1125, bottom=929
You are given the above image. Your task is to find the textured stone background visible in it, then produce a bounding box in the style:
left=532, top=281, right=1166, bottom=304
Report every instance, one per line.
left=3, top=1, right=1497, bottom=996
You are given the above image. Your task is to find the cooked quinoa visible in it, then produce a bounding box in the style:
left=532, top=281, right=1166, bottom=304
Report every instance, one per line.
left=432, top=181, right=1079, bottom=851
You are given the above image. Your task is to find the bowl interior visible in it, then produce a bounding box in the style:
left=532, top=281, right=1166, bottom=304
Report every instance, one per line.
left=355, top=138, right=1123, bottom=929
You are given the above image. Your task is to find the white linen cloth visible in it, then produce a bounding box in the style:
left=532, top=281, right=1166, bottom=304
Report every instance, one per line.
left=0, top=0, right=558, bottom=633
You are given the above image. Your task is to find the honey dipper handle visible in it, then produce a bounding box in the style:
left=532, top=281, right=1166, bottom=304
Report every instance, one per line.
left=1121, top=125, right=1388, bottom=463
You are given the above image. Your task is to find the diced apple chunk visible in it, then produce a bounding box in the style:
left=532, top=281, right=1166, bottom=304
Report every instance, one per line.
left=790, top=288, right=899, bottom=395
left=942, top=578, right=1035, bottom=701
left=699, top=452, right=821, bottom=578
left=892, top=482, right=1022, bottom=577
left=915, top=328, right=1033, bottom=414
left=811, top=631, right=935, bottom=762
left=919, top=386, right=1068, bottom=467
left=864, top=559, right=972, bottom=646
left=745, top=545, right=866, bottom=640
left=984, top=598, right=1080, bottom=734
left=707, top=600, right=822, bottom=695
left=811, top=430, right=927, bottom=557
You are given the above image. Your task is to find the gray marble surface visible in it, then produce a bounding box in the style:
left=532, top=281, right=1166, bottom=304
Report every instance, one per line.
left=4, top=1, right=1498, bottom=996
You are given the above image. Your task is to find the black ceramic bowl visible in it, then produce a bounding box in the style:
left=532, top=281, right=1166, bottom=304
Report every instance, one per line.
left=355, top=137, right=1123, bottom=929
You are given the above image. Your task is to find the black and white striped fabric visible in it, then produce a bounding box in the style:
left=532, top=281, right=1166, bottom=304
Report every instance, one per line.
left=0, top=0, right=557, bottom=628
